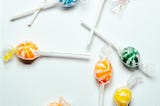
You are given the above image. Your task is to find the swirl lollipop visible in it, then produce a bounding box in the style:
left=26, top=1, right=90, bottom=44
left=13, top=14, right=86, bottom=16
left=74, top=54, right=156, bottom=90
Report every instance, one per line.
left=81, top=21, right=153, bottom=78
left=48, top=97, right=70, bottom=106
left=10, top=0, right=78, bottom=27
left=113, top=72, right=142, bottom=106
left=3, top=41, right=90, bottom=62
left=95, top=59, right=113, bottom=106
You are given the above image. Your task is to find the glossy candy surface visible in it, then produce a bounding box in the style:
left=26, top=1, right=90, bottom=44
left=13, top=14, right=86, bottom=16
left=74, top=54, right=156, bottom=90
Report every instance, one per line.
left=16, top=41, right=39, bottom=60
left=113, top=87, right=132, bottom=106
left=49, top=102, right=62, bottom=106
left=59, top=0, right=78, bottom=7
left=120, top=47, right=140, bottom=69
left=94, top=59, right=112, bottom=85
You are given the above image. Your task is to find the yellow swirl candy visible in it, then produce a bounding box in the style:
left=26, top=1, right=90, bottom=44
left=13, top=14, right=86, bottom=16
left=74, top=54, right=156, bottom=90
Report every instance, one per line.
left=113, top=87, right=132, bottom=106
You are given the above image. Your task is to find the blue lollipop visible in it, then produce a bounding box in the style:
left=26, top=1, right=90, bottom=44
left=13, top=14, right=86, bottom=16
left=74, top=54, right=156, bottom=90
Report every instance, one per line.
left=10, top=0, right=78, bottom=27
left=60, top=0, right=78, bottom=7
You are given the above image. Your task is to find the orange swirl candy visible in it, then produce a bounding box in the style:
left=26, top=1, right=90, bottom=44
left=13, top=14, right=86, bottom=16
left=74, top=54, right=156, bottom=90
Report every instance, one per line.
left=16, top=41, right=39, bottom=60
left=94, top=59, right=112, bottom=84
left=49, top=102, right=62, bottom=106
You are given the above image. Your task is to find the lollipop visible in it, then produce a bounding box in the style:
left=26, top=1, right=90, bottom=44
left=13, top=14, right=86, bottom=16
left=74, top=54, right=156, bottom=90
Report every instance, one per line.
left=3, top=41, right=90, bottom=62
left=48, top=97, right=70, bottom=106
left=113, top=72, right=142, bottom=106
left=10, top=0, right=78, bottom=27
left=95, top=59, right=113, bottom=106
left=113, top=87, right=132, bottom=106
left=86, top=0, right=107, bottom=48
left=81, top=21, right=153, bottom=77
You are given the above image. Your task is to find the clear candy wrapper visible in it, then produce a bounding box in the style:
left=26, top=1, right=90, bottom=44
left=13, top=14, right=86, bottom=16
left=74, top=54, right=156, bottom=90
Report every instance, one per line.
left=94, top=48, right=113, bottom=106
left=3, top=41, right=91, bottom=63
left=111, top=0, right=129, bottom=13
left=3, top=46, right=16, bottom=62
left=113, top=72, right=142, bottom=106
left=99, top=45, right=114, bottom=60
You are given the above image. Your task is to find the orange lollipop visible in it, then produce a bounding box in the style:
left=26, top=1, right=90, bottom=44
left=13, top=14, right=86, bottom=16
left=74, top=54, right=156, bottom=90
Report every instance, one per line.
left=16, top=41, right=39, bottom=60
left=94, top=59, right=113, bottom=106
left=3, top=41, right=91, bottom=62
left=95, top=59, right=112, bottom=84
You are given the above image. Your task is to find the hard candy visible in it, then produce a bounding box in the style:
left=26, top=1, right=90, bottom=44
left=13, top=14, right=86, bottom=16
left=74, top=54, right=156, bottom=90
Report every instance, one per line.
left=59, top=0, right=78, bottom=7
left=94, top=59, right=112, bottom=85
left=120, top=47, right=140, bottom=69
left=16, top=41, right=39, bottom=60
left=113, top=87, right=132, bottom=106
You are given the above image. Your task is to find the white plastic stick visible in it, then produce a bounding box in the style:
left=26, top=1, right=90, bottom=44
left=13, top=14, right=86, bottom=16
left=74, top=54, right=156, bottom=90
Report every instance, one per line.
left=39, top=51, right=91, bottom=60
left=87, top=0, right=106, bottom=48
left=28, top=10, right=41, bottom=27
left=81, top=21, right=121, bottom=55
left=10, top=0, right=58, bottom=21
left=28, top=0, right=47, bottom=27
left=99, top=85, right=105, bottom=106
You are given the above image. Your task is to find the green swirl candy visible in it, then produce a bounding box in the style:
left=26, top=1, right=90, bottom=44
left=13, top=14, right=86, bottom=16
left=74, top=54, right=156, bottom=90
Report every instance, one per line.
left=120, top=47, right=140, bottom=69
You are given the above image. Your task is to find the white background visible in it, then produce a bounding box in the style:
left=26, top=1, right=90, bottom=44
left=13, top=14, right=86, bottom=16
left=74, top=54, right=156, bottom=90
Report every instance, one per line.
left=1, top=0, right=160, bottom=106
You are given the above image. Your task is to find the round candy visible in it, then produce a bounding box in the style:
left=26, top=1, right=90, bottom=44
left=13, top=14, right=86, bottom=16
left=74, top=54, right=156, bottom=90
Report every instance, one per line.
left=113, top=87, right=132, bottom=106
left=120, top=47, right=140, bottom=69
left=94, top=59, right=112, bottom=85
left=59, top=0, right=78, bottom=7
left=16, top=41, right=39, bottom=60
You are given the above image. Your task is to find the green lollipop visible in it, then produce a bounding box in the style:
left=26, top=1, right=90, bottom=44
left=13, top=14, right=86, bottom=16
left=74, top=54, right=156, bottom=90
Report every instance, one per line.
left=120, top=47, right=140, bottom=69
left=81, top=21, right=154, bottom=78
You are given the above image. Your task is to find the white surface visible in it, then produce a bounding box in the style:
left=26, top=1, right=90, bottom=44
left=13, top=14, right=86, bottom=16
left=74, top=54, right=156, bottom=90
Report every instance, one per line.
left=1, top=0, right=160, bottom=106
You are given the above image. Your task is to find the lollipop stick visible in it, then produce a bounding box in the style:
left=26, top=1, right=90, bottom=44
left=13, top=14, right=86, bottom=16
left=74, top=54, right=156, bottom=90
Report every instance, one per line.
left=10, top=9, right=36, bottom=21
left=87, top=0, right=106, bottom=48
left=28, top=0, right=47, bottom=27
left=10, top=0, right=58, bottom=21
left=99, top=84, right=105, bottom=106
left=39, top=51, right=91, bottom=60
left=28, top=10, right=41, bottom=27
left=81, top=21, right=120, bottom=54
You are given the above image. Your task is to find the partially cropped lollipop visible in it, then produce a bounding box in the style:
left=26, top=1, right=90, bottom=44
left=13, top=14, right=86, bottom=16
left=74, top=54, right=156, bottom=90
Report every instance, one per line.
left=10, top=0, right=78, bottom=27
left=3, top=41, right=90, bottom=62
left=95, top=59, right=113, bottom=106
left=81, top=21, right=153, bottom=78
left=48, top=97, right=70, bottom=106
left=113, top=72, right=142, bottom=106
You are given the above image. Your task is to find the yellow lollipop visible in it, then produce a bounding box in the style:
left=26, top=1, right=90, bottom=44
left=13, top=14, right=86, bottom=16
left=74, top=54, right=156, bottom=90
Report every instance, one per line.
left=113, top=87, right=132, bottom=106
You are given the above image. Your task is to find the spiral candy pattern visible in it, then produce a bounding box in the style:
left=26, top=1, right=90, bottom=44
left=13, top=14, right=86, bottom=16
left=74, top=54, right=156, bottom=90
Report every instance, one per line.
left=120, top=47, right=140, bottom=69
left=94, top=59, right=112, bottom=85
left=59, top=0, right=78, bottom=7
left=16, top=41, right=39, bottom=60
